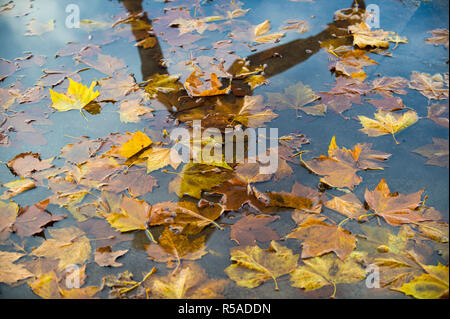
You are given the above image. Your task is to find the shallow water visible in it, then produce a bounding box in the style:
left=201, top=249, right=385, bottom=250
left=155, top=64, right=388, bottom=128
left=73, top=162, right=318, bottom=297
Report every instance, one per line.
left=0, top=0, right=448, bottom=299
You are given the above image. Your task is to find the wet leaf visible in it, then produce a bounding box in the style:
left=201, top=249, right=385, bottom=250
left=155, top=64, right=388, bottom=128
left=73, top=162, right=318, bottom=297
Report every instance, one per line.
left=266, top=81, right=320, bottom=114
left=145, top=228, right=208, bottom=266
left=185, top=71, right=231, bottom=97
left=140, top=147, right=181, bottom=173
left=0, top=251, right=33, bottom=285
left=224, top=241, right=299, bottom=290
left=324, top=193, right=367, bottom=220
left=0, top=200, right=19, bottom=234
left=77, top=53, right=126, bottom=76
left=94, top=246, right=128, bottom=267
left=149, top=263, right=228, bottom=299
left=118, top=99, right=154, bottom=123
left=149, top=201, right=224, bottom=235
left=1, top=178, right=36, bottom=199
left=230, top=215, right=279, bottom=246
left=7, top=152, right=53, bottom=177
left=267, top=182, right=323, bottom=214
left=364, top=178, right=430, bottom=226
left=144, top=74, right=182, bottom=97
left=102, top=169, right=157, bottom=197
left=358, top=110, right=418, bottom=143
left=286, top=216, right=357, bottom=260
left=413, top=138, right=449, bottom=168
left=427, top=103, right=449, bottom=128
left=116, top=130, right=152, bottom=159
left=233, top=95, right=278, bottom=127
left=50, top=78, right=100, bottom=112
left=32, top=227, right=91, bottom=270
left=290, top=252, right=367, bottom=298
left=393, top=263, right=449, bottom=299
left=302, top=136, right=389, bottom=189
left=169, top=163, right=233, bottom=199
left=409, top=72, right=449, bottom=100
left=99, top=192, right=151, bottom=233
left=12, top=199, right=65, bottom=238
left=425, top=28, right=449, bottom=48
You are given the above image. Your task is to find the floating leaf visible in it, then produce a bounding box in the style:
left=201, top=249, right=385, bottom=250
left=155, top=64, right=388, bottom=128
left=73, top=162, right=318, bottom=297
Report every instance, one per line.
left=290, top=252, right=367, bottom=298
left=0, top=251, right=33, bottom=285
left=145, top=228, right=208, bottom=267
left=230, top=215, right=279, bottom=246
left=358, top=110, right=418, bottom=143
left=94, top=246, right=128, bottom=267
left=49, top=78, right=100, bottom=113
left=286, top=216, right=357, bottom=260
left=32, top=227, right=91, bottom=271
left=364, top=178, right=430, bottom=226
left=149, top=263, right=228, bottom=299
left=409, top=72, right=448, bottom=100
left=185, top=71, right=231, bottom=97
left=224, top=241, right=299, bottom=290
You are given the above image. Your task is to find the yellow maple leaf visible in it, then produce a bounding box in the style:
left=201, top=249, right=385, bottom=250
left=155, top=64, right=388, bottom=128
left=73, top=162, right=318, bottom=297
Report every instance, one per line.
left=49, top=78, right=100, bottom=114
left=118, top=131, right=152, bottom=159
left=393, top=263, right=449, bottom=299
left=358, top=110, right=418, bottom=144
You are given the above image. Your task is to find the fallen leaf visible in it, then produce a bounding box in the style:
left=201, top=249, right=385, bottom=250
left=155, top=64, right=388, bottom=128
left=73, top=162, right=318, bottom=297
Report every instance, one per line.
left=7, top=152, right=53, bottom=177
left=364, top=178, right=430, bottom=226
left=145, top=228, right=208, bottom=267
left=324, top=193, right=367, bottom=220
left=149, top=263, right=228, bottom=298
left=50, top=78, right=100, bottom=113
left=290, top=252, right=367, bottom=298
left=409, top=72, right=448, bottom=100
left=425, top=28, right=449, bottom=48
left=32, top=227, right=91, bottom=270
left=393, top=263, right=449, bottom=299
left=0, top=251, right=33, bottom=285
left=413, top=138, right=449, bottom=168
left=1, top=178, right=36, bottom=199
left=12, top=199, right=65, bottom=238
left=286, top=216, right=357, bottom=260
left=185, top=71, right=231, bottom=97
left=102, top=169, right=158, bottom=197
left=99, top=192, right=151, bottom=233
left=427, top=103, right=449, bottom=128
left=94, top=246, right=128, bottom=267
left=358, top=110, right=418, bottom=143
left=224, top=241, right=299, bottom=290
left=230, top=215, right=279, bottom=245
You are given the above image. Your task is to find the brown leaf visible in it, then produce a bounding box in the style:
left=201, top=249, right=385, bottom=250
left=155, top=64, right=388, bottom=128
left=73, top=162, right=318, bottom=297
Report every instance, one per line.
left=102, top=169, right=158, bottom=197
left=94, top=246, right=128, bottom=267
left=267, top=182, right=323, bottom=214
left=13, top=199, right=65, bottom=238
left=364, top=178, right=431, bottom=226
left=230, top=214, right=279, bottom=245
left=145, top=228, right=208, bottom=266
left=7, top=152, right=53, bottom=177
left=286, top=216, right=357, bottom=260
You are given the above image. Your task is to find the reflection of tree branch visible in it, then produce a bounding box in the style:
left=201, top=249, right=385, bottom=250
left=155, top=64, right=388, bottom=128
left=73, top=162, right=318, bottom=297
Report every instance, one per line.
left=120, top=0, right=367, bottom=112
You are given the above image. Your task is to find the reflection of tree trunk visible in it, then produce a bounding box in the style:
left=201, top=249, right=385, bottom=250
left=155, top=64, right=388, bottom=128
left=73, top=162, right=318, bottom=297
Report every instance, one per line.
left=121, top=0, right=366, bottom=81
left=247, top=0, right=366, bottom=78
left=119, top=0, right=167, bottom=80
